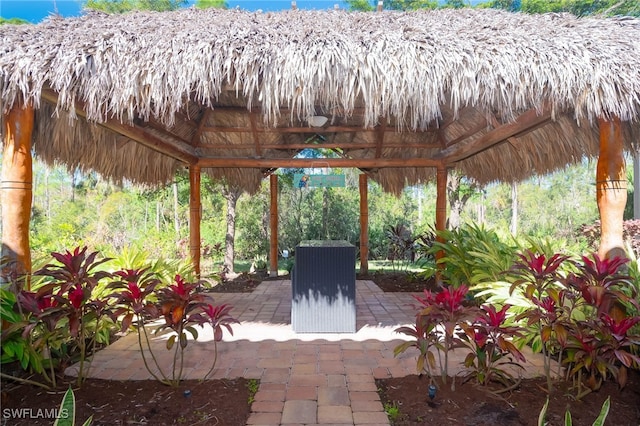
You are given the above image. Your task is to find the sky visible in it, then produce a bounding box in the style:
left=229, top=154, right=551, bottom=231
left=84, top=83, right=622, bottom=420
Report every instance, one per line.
left=0, top=0, right=348, bottom=22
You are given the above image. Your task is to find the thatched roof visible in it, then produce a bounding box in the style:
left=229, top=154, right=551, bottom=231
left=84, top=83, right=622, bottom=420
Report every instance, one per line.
left=1, top=8, right=639, bottom=193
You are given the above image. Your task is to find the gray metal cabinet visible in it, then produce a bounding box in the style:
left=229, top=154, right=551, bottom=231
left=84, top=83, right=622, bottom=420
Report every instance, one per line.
left=291, top=240, right=356, bottom=333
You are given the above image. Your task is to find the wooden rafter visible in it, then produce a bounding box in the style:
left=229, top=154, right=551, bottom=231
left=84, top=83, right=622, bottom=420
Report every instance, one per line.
left=488, top=113, right=519, bottom=148
left=198, top=157, right=442, bottom=168
left=141, top=117, right=192, bottom=145
left=434, top=107, right=552, bottom=163
left=197, top=141, right=440, bottom=151
left=199, top=125, right=436, bottom=134
left=374, top=121, right=386, bottom=158
left=442, top=119, right=490, bottom=148
left=41, top=89, right=199, bottom=164
left=249, top=110, right=262, bottom=157
left=191, top=108, right=212, bottom=147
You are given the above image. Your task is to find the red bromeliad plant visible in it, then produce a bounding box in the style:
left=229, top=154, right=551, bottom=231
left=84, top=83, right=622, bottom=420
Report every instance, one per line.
left=458, top=304, right=525, bottom=387
left=108, top=271, right=238, bottom=387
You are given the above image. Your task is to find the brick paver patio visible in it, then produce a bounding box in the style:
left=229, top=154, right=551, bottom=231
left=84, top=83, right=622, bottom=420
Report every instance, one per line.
left=66, top=280, right=549, bottom=425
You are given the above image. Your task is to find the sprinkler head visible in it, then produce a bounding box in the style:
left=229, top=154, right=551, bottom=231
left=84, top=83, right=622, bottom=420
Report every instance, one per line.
left=184, top=389, right=192, bottom=398
left=428, top=384, right=437, bottom=400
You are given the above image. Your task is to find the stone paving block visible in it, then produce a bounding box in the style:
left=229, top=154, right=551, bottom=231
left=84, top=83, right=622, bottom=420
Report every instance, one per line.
left=350, top=400, right=385, bottom=412
left=281, top=400, right=317, bottom=424
left=353, top=411, right=390, bottom=424
left=292, top=363, right=317, bottom=374
left=262, top=368, right=291, bottom=383
left=286, top=385, right=317, bottom=400
left=318, top=387, right=350, bottom=406
left=348, top=381, right=378, bottom=392
left=254, top=389, right=286, bottom=402
left=318, top=360, right=345, bottom=374
left=327, top=374, right=347, bottom=387
left=372, top=367, right=390, bottom=379
left=251, top=401, right=285, bottom=413
left=244, top=367, right=264, bottom=378
left=258, top=357, right=293, bottom=368
left=317, top=405, right=353, bottom=424
left=347, top=373, right=375, bottom=383
left=246, top=412, right=282, bottom=425
left=349, top=391, right=380, bottom=401
left=289, top=373, right=328, bottom=387
left=318, top=351, right=342, bottom=360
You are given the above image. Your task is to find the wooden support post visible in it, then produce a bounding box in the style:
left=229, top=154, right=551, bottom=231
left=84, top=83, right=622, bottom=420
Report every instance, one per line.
left=376, top=0, right=383, bottom=12
left=270, top=174, right=279, bottom=277
left=597, top=117, right=627, bottom=260
left=1, top=104, right=34, bottom=291
left=435, top=165, right=448, bottom=283
left=359, top=174, right=369, bottom=275
left=189, top=165, right=201, bottom=278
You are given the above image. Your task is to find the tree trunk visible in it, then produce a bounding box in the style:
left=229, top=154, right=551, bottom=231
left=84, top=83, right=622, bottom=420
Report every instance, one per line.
left=634, top=152, right=640, bottom=220
left=44, top=167, right=51, bottom=222
left=447, top=172, right=473, bottom=230
left=322, top=187, right=329, bottom=239
left=222, top=184, right=242, bottom=274
left=156, top=200, right=161, bottom=232
left=173, top=182, right=180, bottom=238
left=477, top=190, right=486, bottom=225
left=510, top=182, right=518, bottom=235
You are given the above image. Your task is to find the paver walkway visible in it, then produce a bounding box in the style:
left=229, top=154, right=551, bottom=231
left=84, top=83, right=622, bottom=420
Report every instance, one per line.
left=67, top=280, right=548, bottom=425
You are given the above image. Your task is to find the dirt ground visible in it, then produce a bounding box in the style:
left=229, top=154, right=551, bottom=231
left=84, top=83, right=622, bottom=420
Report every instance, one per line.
left=376, top=372, right=640, bottom=426
left=1, top=377, right=253, bottom=426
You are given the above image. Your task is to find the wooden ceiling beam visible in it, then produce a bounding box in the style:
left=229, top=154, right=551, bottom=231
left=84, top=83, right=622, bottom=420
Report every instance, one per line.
left=434, top=107, right=552, bottom=163
left=442, top=119, right=490, bottom=148
left=197, top=157, right=442, bottom=168
left=41, top=89, right=199, bottom=164
left=191, top=108, right=211, bottom=146
left=140, top=117, right=192, bottom=144
left=375, top=121, right=386, bottom=158
left=197, top=142, right=441, bottom=150
left=488, top=113, right=519, bottom=148
left=249, top=110, right=262, bottom=157
left=201, top=125, right=437, bottom=134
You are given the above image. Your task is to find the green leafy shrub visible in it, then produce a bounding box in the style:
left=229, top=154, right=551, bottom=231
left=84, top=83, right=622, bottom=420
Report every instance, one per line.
left=426, top=223, right=517, bottom=289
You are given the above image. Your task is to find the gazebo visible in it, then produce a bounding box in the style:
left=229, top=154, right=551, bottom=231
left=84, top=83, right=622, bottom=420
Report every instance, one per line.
left=1, top=7, right=639, bottom=286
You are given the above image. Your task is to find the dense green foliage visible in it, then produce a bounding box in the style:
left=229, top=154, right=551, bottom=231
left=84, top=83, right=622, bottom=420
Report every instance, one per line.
left=346, top=0, right=640, bottom=16
left=26, top=155, right=626, bottom=273
left=0, top=17, right=29, bottom=25
left=84, top=0, right=187, bottom=13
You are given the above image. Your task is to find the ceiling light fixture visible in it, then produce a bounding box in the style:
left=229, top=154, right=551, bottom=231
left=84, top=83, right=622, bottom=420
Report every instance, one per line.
left=308, top=115, right=328, bottom=127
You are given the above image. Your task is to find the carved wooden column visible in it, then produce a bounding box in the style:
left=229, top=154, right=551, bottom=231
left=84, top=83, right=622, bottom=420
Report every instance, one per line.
left=269, top=174, right=278, bottom=277
left=189, top=165, right=201, bottom=278
left=597, top=117, right=627, bottom=260
left=359, top=174, right=369, bottom=274
left=1, top=104, right=34, bottom=291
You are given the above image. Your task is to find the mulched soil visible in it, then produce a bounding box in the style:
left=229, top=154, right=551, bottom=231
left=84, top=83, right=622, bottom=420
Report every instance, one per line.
left=376, top=372, right=640, bottom=426
left=1, top=376, right=253, bottom=426
left=3, top=272, right=639, bottom=426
